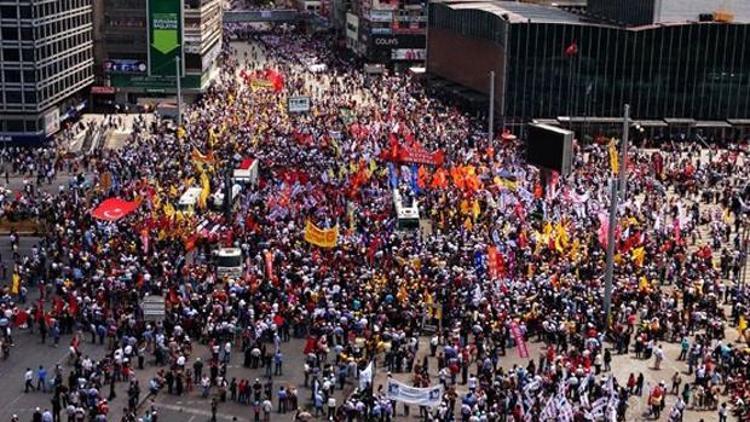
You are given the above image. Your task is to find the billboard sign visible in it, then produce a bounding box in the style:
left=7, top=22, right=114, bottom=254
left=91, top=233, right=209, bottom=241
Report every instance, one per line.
left=288, top=96, right=311, bottom=113
left=391, top=48, right=425, bottom=61
left=148, top=0, right=182, bottom=76
left=369, top=10, right=393, bottom=22
left=103, top=59, right=147, bottom=73
left=43, top=108, right=60, bottom=136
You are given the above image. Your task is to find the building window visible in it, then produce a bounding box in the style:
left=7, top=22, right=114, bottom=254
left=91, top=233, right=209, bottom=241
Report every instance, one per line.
left=23, top=70, right=35, bottom=83
left=23, top=91, right=36, bottom=104
left=2, top=27, right=19, bottom=40
left=19, top=5, right=31, bottom=19
left=25, top=120, right=37, bottom=131
left=0, top=6, right=17, bottom=19
left=3, top=48, right=20, bottom=62
left=6, top=91, right=22, bottom=104
left=4, top=70, right=21, bottom=83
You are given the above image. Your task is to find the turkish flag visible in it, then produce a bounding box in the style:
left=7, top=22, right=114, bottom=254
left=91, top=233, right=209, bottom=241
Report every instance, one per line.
left=91, top=198, right=140, bottom=221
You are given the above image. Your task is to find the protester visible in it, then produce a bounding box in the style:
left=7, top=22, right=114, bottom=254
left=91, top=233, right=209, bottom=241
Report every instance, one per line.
left=0, top=24, right=748, bottom=422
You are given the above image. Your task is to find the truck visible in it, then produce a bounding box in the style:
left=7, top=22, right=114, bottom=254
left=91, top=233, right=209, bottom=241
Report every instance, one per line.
left=214, top=247, right=243, bottom=279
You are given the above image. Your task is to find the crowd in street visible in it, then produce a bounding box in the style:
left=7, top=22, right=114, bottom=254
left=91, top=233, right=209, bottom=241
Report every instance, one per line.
left=0, top=25, right=749, bottom=422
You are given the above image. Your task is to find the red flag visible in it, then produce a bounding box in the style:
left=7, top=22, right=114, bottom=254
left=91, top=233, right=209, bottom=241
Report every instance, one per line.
left=565, top=40, right=578, bottom=57
left=91, top=198, right=140, bottom=221
left=140, top=228, right=149, bottom=254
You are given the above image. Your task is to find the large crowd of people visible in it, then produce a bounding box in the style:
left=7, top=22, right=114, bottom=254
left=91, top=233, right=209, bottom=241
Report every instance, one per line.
left=0, top=25, right=749, bottom=422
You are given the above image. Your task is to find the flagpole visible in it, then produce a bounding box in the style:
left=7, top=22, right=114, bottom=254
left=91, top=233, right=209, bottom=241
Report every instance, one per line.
left=603, top=178, right=618, bottom=325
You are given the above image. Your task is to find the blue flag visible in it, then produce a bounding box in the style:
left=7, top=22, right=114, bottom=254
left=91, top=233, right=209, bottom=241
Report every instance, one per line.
left=388, top=163, right=399, bottom=189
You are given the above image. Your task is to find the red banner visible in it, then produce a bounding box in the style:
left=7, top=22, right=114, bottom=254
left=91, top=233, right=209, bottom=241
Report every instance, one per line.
left=510, top=321, right=529, bottom=359
left=91, top=198, right=140, bottom=221
left=264, top=250, right=276, bottom=285
left=398, top=143, right=444, bottom=166
left=487, top=246, right=498, bottom=279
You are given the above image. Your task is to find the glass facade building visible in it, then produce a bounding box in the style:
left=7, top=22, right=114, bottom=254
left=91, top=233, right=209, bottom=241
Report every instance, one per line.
left=0, top=0, right=94, bottom=142
left=505, top=21, right=750, bottom=122
left=428, top=0, right=750, bottom=128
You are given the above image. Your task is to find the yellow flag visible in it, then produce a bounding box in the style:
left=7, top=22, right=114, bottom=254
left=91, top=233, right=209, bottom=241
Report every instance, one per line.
left=11, top=273, right=20, bottom=295
left=632, top=246, right=646, bottom=267
left=198, top=171, right=210, bottom=209
left=609, top=138, right=619, bottom=175
left=639, top=276, right=649, bottom=291
left=472, top=199, right=480, bottom=220
left=163, top=202, right=176, bottom=219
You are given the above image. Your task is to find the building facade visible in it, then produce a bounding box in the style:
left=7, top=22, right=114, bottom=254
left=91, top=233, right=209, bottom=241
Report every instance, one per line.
left=94, top=0, right=222, bottom=105
left=346, top=0, right=427, bottom=67
left=1, top=0, right=94, bottom=143
left=427, top=0, right=750, bottom=135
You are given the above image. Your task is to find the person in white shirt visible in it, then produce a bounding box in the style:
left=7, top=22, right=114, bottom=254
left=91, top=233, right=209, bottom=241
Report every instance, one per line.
left=327, top=396, right=336, bottom=419
left=24, top=368, right=35, bottom=392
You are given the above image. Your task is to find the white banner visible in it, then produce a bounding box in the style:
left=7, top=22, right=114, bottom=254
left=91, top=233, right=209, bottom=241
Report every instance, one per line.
left=385, top=379, right=443, bottom=407
left=359, top=361, right=373, bottom=390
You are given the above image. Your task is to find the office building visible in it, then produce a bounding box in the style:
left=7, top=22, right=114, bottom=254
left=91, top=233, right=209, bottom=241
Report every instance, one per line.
left=346, top=0, right=427, bottom=67
left=93, top=0, right=223, bottom=105
left=1, top=0, right=94, bottom=144
left=427, top=0, right=750, bottom=137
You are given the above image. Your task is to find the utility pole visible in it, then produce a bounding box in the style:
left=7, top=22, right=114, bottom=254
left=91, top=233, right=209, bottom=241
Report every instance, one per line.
left=603, top=179, right=618, bottom=324
left=488, top=70, right=495, bottom=145
left=499, top=21, right=509, bottom=133
left=176, top=56, right=183, bottom=127
left=742, top=218, right=749, bottom=286
left=619, top=104, right=630, bottom=200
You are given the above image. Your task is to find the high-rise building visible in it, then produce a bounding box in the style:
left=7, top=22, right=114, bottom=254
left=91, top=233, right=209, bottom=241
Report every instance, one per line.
left=92, top=0, right=223, bottom=106
left=0, top=0, right=94, bottom=144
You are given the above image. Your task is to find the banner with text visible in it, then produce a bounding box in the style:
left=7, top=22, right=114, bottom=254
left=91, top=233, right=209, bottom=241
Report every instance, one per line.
left=304, top=220, right=339, bottom=248
left=148, top=0, right=182, bottom=76
left=386, top=379, right=443, bottom=408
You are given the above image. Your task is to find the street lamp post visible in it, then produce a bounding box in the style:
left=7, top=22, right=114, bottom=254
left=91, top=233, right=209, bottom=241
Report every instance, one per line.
left=176, top=56, right=183, bottom=127
left=488, top=70, right=495, bottom=145
left=619, top=104, right=630, bottom=200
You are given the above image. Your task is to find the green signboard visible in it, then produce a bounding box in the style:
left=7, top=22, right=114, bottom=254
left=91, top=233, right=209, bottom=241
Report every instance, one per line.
left=148, top=0, right=182, bottom=76
left=110, top=73, right=204, bottom=90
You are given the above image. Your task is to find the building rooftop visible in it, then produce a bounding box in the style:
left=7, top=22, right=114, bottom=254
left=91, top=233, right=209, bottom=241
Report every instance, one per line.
left=657, top=0, right=750, bottom=24
left=434, top=0, right=585, bottom=24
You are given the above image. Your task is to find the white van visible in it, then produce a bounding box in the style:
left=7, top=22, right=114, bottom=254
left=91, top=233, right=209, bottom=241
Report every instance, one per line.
left=214, top=247, right=243, bottom=279
left=177, top=187, right=203, bottom=212
left=211, top=183, right=243, bottom=209
left=393, top=188, right=420, bottom=230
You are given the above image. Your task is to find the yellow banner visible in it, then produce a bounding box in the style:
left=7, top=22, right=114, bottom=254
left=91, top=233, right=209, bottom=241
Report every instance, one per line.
left=304, top=220, right=339, bottom=248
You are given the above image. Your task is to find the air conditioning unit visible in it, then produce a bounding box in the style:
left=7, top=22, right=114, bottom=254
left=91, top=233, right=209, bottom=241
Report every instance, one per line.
left=713, top=10, right=734, bottom=23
